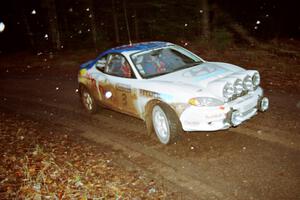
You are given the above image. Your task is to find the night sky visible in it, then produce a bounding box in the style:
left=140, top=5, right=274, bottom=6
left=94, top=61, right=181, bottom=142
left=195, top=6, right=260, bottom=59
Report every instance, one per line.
left=0, top=0, right=299, bottom=53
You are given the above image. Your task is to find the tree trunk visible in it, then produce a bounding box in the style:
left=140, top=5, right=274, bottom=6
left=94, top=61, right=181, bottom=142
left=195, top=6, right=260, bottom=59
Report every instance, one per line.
left=87, top=0, right=98, bottom=51
left=112, top=0, right=120, bottom=44
left=200, top=0, right=210, bottom=39
left=44, top=0, right=61, bottom=50
left=229, top=23, right=257, bottom=45
left=133, top=10, right=139, bottom=41
left=21, top=10, right=35, bottom=49
left=211, top=3, right=257, bottom=45
left=123, top=0, right=132, bottom=44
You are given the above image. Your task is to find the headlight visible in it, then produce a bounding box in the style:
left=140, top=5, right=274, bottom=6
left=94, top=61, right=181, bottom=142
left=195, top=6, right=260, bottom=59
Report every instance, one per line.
left=243, top=75, right=253, bottom=90
left=234, top=79, right=243, bottom=96
left=223, top=83, right=234, bottom=99
left=188, top=97, right=223, bottom=107
left=252, top=72, right=260, bottom=87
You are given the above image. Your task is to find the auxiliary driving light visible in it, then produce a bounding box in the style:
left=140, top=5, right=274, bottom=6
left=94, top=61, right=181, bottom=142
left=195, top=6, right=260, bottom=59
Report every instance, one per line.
left=243, top=75, right=253, bottom=91
left=259, top=97, right=269, bottom=112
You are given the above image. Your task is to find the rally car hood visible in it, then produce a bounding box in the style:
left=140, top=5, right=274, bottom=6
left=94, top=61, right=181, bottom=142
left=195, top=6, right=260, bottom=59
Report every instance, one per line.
left=152, top=61, right=243, bottom=87
left=149, top=61, right=246, bottom=100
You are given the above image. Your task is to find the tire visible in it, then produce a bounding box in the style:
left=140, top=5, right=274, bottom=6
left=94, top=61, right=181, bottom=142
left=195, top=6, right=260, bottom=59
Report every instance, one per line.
left=80, top=86, right=98, bottom=114
left=151, top=103, right=180, bottom=144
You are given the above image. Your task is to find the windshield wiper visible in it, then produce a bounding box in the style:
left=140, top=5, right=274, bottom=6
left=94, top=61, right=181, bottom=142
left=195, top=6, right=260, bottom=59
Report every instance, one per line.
left=184, top=61, right=203, bottom=68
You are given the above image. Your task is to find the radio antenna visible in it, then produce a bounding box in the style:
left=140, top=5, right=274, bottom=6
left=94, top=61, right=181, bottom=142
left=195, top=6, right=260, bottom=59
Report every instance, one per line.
left=123, top=0, right=132, bottom=45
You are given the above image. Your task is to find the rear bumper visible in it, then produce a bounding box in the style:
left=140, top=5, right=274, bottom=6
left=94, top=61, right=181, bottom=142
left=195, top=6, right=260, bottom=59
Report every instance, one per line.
left=180, top=88, right=268, bottom=131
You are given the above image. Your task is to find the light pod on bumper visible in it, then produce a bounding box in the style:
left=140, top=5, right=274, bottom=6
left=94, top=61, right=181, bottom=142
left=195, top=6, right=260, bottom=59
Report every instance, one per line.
left=259, top=97, right=269, bottom=112
left=243, top=75, right=253, bottom=91
left=223, top=83, right=234, bottom=101
left=234, top=79, right=243, bottom=96
left=252, top=72, right=260, bottom=87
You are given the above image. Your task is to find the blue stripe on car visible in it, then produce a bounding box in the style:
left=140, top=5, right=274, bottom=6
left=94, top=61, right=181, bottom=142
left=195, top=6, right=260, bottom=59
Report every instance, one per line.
left=159, top=93, right=173, bottom=102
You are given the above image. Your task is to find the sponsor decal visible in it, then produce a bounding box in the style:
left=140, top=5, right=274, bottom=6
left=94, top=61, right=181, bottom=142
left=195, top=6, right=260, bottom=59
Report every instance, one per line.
left=183, top=66, right=216, bottom=77
left=185, top=121, right=200, bottom=125
left=139, top=89, right=173, bottom=102
left=116, top=83, right=131, bottom=93
left=80, top=68, right=87, bottom=76
left=183, top=66, right=227, bottom=81
left=139, top=89, right=159, bottom=98
left=193, top=68, right=227, bottom=81
left=205, top=113, right=224, bottom=120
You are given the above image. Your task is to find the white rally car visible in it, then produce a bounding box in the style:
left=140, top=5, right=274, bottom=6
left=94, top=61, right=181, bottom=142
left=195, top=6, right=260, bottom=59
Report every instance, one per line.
left=78, top=41, right=269, bottom=144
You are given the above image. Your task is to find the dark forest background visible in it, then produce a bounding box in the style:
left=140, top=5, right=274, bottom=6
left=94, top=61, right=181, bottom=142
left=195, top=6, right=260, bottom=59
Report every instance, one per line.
left=0, top=0, right=299, bottom=53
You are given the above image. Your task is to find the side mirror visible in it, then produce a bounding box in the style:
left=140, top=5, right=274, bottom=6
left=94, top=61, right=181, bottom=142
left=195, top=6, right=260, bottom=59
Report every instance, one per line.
left=96, top=66, right=104, bottom=72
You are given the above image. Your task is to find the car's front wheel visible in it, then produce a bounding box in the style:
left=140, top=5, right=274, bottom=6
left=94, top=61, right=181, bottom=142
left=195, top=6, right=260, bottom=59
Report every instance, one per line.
left=80, top=86, right=97, bottom=114
left=151, top=104, right=180, bottom=144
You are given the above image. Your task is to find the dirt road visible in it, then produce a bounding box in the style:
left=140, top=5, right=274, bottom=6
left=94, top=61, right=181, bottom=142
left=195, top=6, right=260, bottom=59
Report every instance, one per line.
left=0, top=49, right=299, bottom=199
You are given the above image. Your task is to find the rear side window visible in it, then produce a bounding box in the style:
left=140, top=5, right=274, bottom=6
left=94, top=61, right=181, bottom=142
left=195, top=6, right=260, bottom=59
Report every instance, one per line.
left=105, top=54, right=134, bottom=78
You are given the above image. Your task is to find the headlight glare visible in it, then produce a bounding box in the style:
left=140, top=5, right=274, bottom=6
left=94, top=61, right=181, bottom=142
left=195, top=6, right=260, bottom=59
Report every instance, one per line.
left=188, top=97, right=223, bottom=107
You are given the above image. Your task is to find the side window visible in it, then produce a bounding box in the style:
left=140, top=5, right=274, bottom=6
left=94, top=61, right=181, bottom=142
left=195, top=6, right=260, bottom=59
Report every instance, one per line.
left=105, top=54, right=134, bottom=78
left=95, top=56, right=107, bottom=72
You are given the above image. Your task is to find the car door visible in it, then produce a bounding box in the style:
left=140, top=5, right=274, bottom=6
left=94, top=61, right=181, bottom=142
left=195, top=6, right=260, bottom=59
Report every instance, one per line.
left=96, top=53, right=139, bottom=116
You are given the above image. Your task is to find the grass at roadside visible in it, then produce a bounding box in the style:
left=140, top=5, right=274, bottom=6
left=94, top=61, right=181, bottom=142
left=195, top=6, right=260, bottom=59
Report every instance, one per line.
left=0, top=112, right=171, bottom=199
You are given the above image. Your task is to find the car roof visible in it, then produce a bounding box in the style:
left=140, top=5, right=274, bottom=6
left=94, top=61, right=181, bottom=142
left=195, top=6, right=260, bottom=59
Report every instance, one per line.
left=80, top=41, right=173, bottom=70
left=99, top=41, right=172, bottom=57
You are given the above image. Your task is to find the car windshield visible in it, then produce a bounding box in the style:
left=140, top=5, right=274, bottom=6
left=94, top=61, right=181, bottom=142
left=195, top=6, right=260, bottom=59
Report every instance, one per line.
left=131, top=45, right=203, bottom=78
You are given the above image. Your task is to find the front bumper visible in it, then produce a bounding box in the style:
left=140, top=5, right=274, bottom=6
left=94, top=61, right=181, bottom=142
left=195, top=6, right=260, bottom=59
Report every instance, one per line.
left=180, top=88, right=268, bottom=131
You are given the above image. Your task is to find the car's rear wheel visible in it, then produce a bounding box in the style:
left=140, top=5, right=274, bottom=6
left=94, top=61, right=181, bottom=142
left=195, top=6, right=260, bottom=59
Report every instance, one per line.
left=80, top=86, right=97, bottom=114
left=151, top=103, right=180, bottom=144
